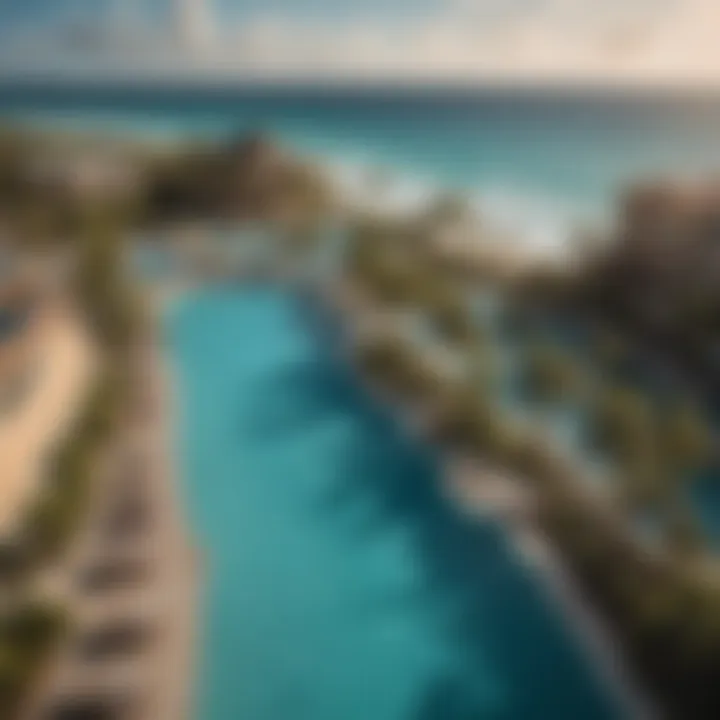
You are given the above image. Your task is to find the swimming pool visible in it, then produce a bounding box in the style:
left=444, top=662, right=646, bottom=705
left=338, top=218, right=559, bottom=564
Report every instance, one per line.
left=166, top=284, right=623, bottom=720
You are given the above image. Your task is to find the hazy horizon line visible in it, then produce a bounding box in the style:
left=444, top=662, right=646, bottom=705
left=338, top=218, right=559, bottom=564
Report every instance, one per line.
left=4, top=74, right=720, bottom=98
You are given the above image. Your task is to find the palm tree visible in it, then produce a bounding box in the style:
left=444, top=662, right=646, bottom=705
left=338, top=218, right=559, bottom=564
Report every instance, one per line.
left=357, top=336, right=429, bottom=398
left=432, top=384, right=483, bottom=448
left=523, top=343, right=580, bottom=404
left=510, top=433, right=567, bottom=488
left=663, top=501, right=705, bottom=559
left=591, top=385, right=654, bottom=465
left=424, top=285, right=474, bottom=345
left=427, top=193, right=470, bottom=224
left=614, top=454, right=662, bottom=513
left=658, top=403, right=712, bottom=477
left=465, top=328, right=495, bottom=391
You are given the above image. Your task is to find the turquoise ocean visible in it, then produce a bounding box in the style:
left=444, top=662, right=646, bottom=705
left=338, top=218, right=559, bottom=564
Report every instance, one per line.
left=6, top=86, right=720, bottom=250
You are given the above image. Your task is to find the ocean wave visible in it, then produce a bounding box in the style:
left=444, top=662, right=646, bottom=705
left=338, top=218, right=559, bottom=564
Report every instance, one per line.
left=469, top=185, right=608, bottom=259
left=317, top=153, right=608, bottom=261
left=316, top=153, right=439, bottom=217
left=1, top=109, right=609, bottom=260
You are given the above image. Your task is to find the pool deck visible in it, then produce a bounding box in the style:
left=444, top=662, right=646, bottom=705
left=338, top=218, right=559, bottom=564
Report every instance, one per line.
left=21, top=331, right=199, bottom=720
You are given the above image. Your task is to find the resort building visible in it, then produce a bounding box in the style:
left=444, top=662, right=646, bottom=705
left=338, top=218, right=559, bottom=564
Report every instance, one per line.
left=25, top=150, right=140, bottom=205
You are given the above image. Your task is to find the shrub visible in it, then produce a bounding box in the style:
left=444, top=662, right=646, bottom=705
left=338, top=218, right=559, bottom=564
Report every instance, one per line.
left=658, top=403, right=713, bottom=475
left=0, top=601, right=68, bottom=715
left=591, top=386, right=655, bottom=465
left=523, top=343, right=580, bottom=403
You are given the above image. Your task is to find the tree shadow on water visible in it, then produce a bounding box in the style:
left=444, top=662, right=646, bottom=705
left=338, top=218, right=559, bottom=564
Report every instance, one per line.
left=414, top=677, right=496, bottom=720
left=311, top=369, right=624, bottom=720
left=243, top=356, right=356, bottom=438
left=235, top=336, right=622, bottom=720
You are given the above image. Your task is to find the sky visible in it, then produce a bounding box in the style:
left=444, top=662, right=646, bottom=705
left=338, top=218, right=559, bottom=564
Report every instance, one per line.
left=1, top=0, right=720, bottom=84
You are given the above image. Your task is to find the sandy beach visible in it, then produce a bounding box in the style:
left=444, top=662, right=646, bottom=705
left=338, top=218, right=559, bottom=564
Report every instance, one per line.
left=0, top=300, right=96, bottom=536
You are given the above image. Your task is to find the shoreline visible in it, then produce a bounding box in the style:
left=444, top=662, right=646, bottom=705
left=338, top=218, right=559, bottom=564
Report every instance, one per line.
left=0, top=116, right=605, bottom=264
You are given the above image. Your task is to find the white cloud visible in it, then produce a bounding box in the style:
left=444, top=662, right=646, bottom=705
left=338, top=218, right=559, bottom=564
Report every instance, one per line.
left=2, top=0, right=720, bottom=84
left=203, top=0, right=720, bottom=83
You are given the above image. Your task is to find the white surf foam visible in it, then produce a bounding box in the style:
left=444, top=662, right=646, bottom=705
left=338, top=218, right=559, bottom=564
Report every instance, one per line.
left=316, top=152, right=609, bottom=263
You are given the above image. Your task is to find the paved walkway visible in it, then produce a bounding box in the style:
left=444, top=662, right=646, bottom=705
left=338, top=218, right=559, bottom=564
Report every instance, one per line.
left=22, top=335, right=198, bottom=720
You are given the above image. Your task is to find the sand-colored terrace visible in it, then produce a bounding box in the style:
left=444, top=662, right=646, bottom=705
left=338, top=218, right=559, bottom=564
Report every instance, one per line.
left=0, top=298, right=96, bottom=536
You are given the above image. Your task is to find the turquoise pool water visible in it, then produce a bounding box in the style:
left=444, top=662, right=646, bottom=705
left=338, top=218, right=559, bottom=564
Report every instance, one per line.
left=166, top=285, right=623, bottom=720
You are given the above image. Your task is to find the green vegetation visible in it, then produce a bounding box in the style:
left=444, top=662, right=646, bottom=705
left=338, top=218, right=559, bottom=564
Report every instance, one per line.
left=358, top=335, right=444, bottom=403
left=346, top=201, right=720, bottom=718
left=3, top=125, right=720, bottom=718
left=74, top=209, right=145, bottom=350
left=0, top=129, right=138, bottom=248
left=0, top=205, right=133, bottom=584
left=659, top=403, right=712, bottom=477
left=141, top=133, right=332, bottom=229
left=523, top=342, right=581, bottom=403
left=0, top=602, right=68, bottom=720
left=592, top=387, right=654, bottom=465
left=422, top=193, right=471, bottom=228
left=436, top=387, right=519, bottom=462
left=20, top=370, right=121, bottom=570
left=0, top=128, right=142, bottom=718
